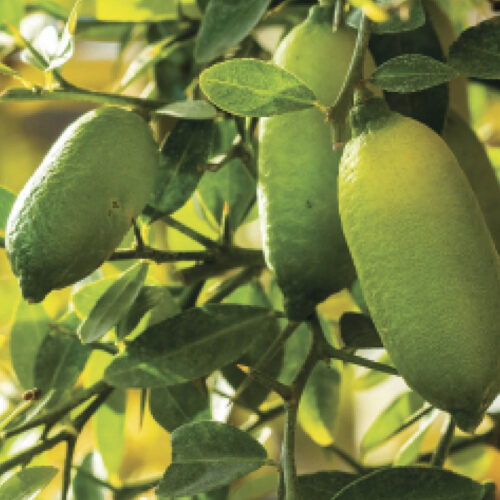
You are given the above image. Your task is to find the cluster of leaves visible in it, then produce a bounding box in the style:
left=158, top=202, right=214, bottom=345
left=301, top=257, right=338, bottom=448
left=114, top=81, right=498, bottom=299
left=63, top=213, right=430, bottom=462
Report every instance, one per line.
left=0, top=0, right=499, bottom=499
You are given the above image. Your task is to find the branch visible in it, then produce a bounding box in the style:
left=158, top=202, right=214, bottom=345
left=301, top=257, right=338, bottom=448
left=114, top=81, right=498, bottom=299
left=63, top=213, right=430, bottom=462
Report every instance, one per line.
left=108, top=246, right=209, bottom=263
left=162, top=214, right=218, bottom=249
left=323, top=443, right=366, bottom=474
left=205, top=267, right=261, bottom=304
left=430, top=415, right=455, bottom=467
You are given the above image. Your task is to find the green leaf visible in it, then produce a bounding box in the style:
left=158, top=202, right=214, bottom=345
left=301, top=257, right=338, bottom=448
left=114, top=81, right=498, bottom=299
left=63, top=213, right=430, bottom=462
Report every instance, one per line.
left=10, top=300, right=50, bottom=389
left=199, top=59, right=317, bottom=117
left=361, top=391, right=424, bottom=453
left=71, top=278, right=115, bottom=318
left=195, top=0, right=271, bottom=63
left=34, top=328, right=91, bottom=392
left=0, top=466, right=57, bottom=500
left=0, top=185, right=15, bottom=231
left=73, top=452, right=107, bottom=500
left=371, top=54, right=457, bottom=92
left=353, top=352, right=393, bottom=391
left=350, top=279, right=369, bottom=315
left=28, top=0, right=69, bottom=18
left=150, top=382, right=209, bottom=432
left=297, top=359, right=341, bottom=446
left=448, top=18, right=500, bottom=79
left=0, top=0, right=24, bottom=28
left=156, top=421, right=267, bottom=497
left=148, top=120, right=215, bottom=218
left=104, top=304, right=277, bottom=388
left=78, top=262, right=149, bottom=343
left=393, top=408, right=440, bottom=466
left=332, top=467, right=490, bottom=500
left=278, top=323, right=311, bottom=385
left=154, top=100, right=217, bottom=120
left=340, top=312, right=382, bottom=349
left=298, top=471, right=359, bottom=500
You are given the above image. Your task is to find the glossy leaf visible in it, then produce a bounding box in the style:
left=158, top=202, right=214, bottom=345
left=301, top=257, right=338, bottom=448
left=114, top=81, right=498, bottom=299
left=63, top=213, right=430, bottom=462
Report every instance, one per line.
left=278, top=322, right=311, bottom=385
left=10, top=300, right=50, bottom=389
left=154, top=100, right=217, bottom=120
left=298, top=471, right=359, bottom=500
left=149, top=120, right=215, bottom=218
left=332, top=467, right=490, bottom=500
left=0, top=466, right=57, bottom=500
left=156, top=421, right=267, bottom=497
left=104, top=305, right=277, bottom=388
left=361, top=391, right=424, bottom=453
left=340, top=312, right=382, bottom=349
left=372, top=54, right=457, bottom=92
left=199, top=59, right=317, bottom=117
left=448, top=18, right=500, bottom=79
left=73, top=452, right=107, bottom=500
left=150, top=382, right=209, bottom=432
left=78, top=262, right=149, bottom=343
left=0, top=185, right=15, bottom=231
left=195, top=0, right=271, bottom=63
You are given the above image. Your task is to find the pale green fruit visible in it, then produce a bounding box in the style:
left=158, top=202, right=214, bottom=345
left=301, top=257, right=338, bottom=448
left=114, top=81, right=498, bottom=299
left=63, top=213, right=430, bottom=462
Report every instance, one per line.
left=6, top=106, right=159, bottom=302
left=339, top=97, right=500, bottom=432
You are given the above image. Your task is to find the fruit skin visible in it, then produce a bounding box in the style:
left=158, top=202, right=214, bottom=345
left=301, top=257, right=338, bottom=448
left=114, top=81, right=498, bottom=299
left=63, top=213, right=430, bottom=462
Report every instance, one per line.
left=258, top=6, right=374, bottom=320
left=442, top=109, right=500, bottom=251
left=339, top=97, right=500, bottom=432
left=6, top=106, right=159, bottom=302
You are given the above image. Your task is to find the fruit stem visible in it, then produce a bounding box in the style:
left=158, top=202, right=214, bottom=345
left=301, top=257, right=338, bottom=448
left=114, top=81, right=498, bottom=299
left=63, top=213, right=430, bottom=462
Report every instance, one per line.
left=430, top=415, right=456, bottom=467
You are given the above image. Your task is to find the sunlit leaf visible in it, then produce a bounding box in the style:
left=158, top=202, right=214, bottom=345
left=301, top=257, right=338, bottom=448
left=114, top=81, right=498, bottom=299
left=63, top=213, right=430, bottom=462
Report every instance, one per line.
left=0, top=466, right=57, bottom=500
left=154, top=100, right=217, bottom=120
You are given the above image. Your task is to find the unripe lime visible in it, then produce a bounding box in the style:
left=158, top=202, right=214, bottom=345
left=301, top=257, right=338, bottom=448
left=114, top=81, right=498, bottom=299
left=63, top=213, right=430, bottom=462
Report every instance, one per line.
left=6, top=106, right=159, bottom=302
left=339, top=97, right=500, bottom=432
left=258, top=6, right=374, bottom=320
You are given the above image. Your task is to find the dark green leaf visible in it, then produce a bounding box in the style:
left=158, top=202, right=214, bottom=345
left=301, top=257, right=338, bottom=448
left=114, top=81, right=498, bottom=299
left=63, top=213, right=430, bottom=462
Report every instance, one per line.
left=195, top=0, right=270, bottom=63
left=340, top=313, right=382, bottom=349
left=332, top=467, right=489, bottom=500
left=361, top=391, right=424, bottom=453
left=149, top=120, right=215, bottom=218
left=34, top=329, right=91, bottom=392
left=78, top=262, right=149, bottom=343
left=104, top=305, right=277, bottom=388
left=10, top=300, right=50, bottom=389
left=154, top=100, right=217, bottom=120
left=150, top=382, right=209, bottom=432
left=448, top=18, right=500, bottom=79
left=156, top=421, right=267, bottom=497
left=347, top=1, right=425, bottom=34
left=73, top=452, right=107, bottom=500
left=0, top=185, right=15, bottom=231
left=371, top=54, right=457, bottom=92
left=298, top=471, right=359, bottom=500
left=199, top=59, right=317, bottom=117
left=482, top=482, right=496, bottom=500
left=0, top=466, right=57, bottom=500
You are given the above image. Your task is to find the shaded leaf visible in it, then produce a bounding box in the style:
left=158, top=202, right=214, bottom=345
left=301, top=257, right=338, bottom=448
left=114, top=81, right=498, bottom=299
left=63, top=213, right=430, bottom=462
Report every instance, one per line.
left=199, top=59, right=317, bottom=117
left=71, top=278, right=115, bottom=318
left=78, top=262, right=149, bottom=343
left=150, top=382, right=209, bottom=432
left=104, top=305, right=277, bottom=388
left=156, top=421, right=267, bottom=497
left=332, top=467, right=489, bottom=500
left=298, top=471, right=359, bottom=500
left=195, top=0, right=271, bottom=63
left=372, top=54, right=457, bottom=92
left=73, top=451, right=107, bottom=500
left=0, top=185, right=15, bottom=231
left=448, top=18, right=500, bottom=79
left=340, top=312, right=382, bottom=349
left=154, top=100, right=217, bottom=120
left=0, top=466, right=57, bottom=500
left=353, top=352, right=393, bottom=391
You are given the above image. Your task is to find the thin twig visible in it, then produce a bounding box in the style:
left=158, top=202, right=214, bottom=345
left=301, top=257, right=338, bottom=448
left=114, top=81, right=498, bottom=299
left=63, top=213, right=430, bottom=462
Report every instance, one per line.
left=108, top=246, right=209, bottom=263
left=62, top=438, right=76, bottom=500
left=162, top=214, right=218, bottom=249
left=430, top=416, right=456, bottom=467
left=323, top=443, right=366, bottom=474
left=205, top=267, right=261, bottom=305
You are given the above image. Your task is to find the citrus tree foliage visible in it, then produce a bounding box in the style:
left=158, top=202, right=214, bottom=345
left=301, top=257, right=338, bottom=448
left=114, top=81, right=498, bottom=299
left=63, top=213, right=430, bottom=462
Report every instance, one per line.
left=0, top=0, right=499, bottom=499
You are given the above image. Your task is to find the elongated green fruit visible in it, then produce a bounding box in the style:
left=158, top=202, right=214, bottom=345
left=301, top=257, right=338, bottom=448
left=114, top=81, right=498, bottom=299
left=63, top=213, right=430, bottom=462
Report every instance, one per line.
left=442, top=109, right=500, bottom=251
left=258, top=6, right=373, bottom=320
left=339, top=96, right=500, bottom=432
left=6, top=107, right=159, bottom=302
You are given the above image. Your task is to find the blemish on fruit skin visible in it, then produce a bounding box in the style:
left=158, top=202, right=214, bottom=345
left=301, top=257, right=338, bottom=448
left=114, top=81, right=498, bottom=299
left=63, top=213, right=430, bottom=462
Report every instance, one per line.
left=112, top=200, right=120, bottom=208
left=306, top=200, right=313, bottom=209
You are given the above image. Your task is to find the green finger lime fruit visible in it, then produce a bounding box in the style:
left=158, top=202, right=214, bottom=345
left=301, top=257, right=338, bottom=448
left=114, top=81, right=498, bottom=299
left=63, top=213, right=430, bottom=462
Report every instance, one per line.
left=442, top=109, right=500, bottom=251
left=339, top=95, right=500, bottom=432
left=6, top=106, right=159, bottom=303
left=258, top=5, right=374, bottom=320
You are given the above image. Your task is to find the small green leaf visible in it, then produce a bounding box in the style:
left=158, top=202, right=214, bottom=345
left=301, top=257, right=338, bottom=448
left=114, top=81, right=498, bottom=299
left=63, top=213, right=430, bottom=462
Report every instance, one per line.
left=156, top=421, right=267, bottom=497
left=10, top=300, right=50, bottom=389
left=0, top=185, right=15, bottom=231
left=371, top=54, right=457, bottom=92
left=154, top=100, right=217, bottom=120
left=104, top=305, right=277, bottom=388
left=199, top=59, right=317, bottom=117
left=298, top=471, right=359, bottom=500
left=150, top=382, right=209, bottom=432
left=148, top=120, right=215, bottom=218
left=73, top=452, right=107, bottom=500
left=448, top=18, right=500, bottom=79
left=195, top=0, right=271, bottom=63
left=361, top=391, right=424, bottom=453
left=0, top=466, right=57, bottom=500
left=78, top=263, right=149, bottom=343
left=71, top=278, right=115, bottom=318
left=340, top=312, right=382, bottom=349
left=332, top=467, right=489, bottom=500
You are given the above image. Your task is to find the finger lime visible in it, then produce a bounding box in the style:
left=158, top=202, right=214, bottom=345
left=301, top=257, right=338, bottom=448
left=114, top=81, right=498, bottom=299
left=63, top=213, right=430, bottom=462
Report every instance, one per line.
left=6, top=106, right=159, bottom=302
left=339, top=95, right=500, bottom=432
